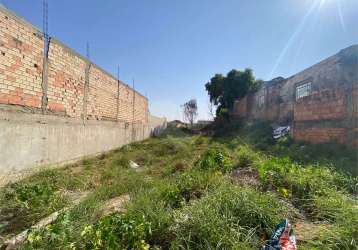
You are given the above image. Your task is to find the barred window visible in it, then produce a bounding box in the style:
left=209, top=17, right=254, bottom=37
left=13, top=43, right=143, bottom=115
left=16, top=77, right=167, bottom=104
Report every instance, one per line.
left=296, top=82, right=311, bottom=100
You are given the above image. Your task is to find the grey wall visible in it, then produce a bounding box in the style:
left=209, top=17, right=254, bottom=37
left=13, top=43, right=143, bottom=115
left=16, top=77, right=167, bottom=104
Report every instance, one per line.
left=0, top=110, right=166, bottom=186
left=149, top=115, right=167, bottom=136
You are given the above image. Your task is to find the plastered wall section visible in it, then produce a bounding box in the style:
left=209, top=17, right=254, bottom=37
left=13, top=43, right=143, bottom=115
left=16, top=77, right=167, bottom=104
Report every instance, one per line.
left=0, top=111, right=163, bottom=186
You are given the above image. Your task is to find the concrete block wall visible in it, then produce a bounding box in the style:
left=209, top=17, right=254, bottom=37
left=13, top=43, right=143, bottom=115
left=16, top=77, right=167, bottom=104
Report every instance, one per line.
left=0, top=5, right=148, bottom=124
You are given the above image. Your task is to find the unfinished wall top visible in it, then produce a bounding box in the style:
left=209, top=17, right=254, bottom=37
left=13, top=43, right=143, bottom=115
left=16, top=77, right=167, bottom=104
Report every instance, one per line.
left=0, top=5, right=148, bottom=124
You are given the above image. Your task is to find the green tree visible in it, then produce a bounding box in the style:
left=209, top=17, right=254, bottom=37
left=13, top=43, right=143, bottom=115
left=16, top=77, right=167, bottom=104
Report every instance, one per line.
left=205, top=69, right=261, bottom=117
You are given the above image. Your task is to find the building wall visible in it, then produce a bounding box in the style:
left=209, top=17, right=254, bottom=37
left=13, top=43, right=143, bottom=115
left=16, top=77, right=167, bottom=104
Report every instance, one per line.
left=294, top=88, right=347, bottom=122
left=0, top=5, right=166, bottom=185
left=233, top=45, right=358, bottom=147
left=0, top=5, right=148, bottom=124
left=149, top=114, right=167, bottom=136
left=0, top=7, right=44, bottom=109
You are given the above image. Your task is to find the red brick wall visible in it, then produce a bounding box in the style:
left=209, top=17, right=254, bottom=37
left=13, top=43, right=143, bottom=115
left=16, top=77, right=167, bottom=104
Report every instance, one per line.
left=0, top=7, right=148, bottom=124
left=0, top=10, right=43, bottom=109
left=292, top=87, right=354, bottom=145
left=294, top=88, right=347, bottom=121
left=47, top=41, right=86, bottom=116
left=294, top=127, right=347, bottom=144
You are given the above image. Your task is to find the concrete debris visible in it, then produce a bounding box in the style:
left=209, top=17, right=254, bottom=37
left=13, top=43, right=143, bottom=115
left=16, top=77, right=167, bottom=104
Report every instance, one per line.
left=129, top=160, right=140, bottom=169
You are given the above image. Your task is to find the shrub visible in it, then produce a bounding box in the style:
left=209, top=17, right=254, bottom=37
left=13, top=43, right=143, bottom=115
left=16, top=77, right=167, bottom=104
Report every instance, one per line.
left=81, top=213, right=152, bottom=250
left=0, top=173, right=68, bottom=236
left=158, top=170, right=223, bottom=209
left=195, top=148, right=233, bottom=173
left=235, top=145, right=259, bottom=168
left=152, top=137, right=189, bottom=157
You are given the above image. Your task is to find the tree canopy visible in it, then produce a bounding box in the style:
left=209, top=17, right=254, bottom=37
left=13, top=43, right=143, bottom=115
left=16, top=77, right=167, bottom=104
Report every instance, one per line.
left=205, top=69, right=262, bottom=117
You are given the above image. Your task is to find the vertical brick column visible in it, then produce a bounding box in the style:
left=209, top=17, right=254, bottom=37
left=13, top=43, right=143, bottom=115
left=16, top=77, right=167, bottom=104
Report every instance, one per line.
left=116, top=79, right=120, bottom=122
left=41, top=38, right=50, bottom=113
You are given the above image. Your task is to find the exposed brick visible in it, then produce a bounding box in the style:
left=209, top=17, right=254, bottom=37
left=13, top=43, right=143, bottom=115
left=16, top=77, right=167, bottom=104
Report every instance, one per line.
left=294, top=88, right=347, bottom=121
left=0, top=7, right=148, bottom=124
left=294, top=127, right=347, bottom=144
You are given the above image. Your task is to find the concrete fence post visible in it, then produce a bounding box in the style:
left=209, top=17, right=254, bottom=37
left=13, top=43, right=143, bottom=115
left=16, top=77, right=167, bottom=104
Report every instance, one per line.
left=82, top=62, right=91, bottom=124
left=41, top=38, right=51, bottom=113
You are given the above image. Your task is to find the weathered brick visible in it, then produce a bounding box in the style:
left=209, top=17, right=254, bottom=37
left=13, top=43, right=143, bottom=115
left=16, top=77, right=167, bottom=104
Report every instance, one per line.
left=294, top=127, right=347, bottom=144
left=0, top=6, right=148, bottom=124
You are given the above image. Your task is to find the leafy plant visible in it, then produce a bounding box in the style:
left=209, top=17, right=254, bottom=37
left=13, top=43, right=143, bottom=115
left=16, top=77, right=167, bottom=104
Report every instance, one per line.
left=195, top=148, right=233, bottom=173
left=205, top=69, right=261, bottom=118
left=82, top=213, right=152, bottom=250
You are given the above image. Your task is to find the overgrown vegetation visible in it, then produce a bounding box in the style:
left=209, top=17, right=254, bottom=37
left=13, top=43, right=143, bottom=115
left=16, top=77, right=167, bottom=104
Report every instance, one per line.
left=0, top=125, right=357, bottom=249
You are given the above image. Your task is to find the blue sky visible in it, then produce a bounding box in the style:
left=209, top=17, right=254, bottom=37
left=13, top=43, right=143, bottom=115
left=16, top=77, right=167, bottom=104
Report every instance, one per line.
left=2, top=0, right=357, bottom=120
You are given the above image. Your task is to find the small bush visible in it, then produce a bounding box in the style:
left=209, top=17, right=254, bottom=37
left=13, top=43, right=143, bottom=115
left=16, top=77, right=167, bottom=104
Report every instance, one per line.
left=160, top=170, right=223, bottom=209
left=110, top=155, right=130, bottom=169
left=81, top=213, right=152, bottom=250
left=235, top=145, right=259, bottom=168
left=0, top=171, right=68, bottom=237
left=195, top=148, right=233, bottom=173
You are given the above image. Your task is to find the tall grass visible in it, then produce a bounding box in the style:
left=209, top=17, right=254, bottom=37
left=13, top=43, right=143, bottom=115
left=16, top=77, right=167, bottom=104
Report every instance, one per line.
left=2, top=126, right=357, bottom=250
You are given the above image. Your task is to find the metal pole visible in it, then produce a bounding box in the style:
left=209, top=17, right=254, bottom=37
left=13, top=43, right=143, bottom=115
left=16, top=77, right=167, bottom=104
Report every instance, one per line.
left=116, top=65, right=120, bottom=122
left=41, top=0, right=49, bottom=113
